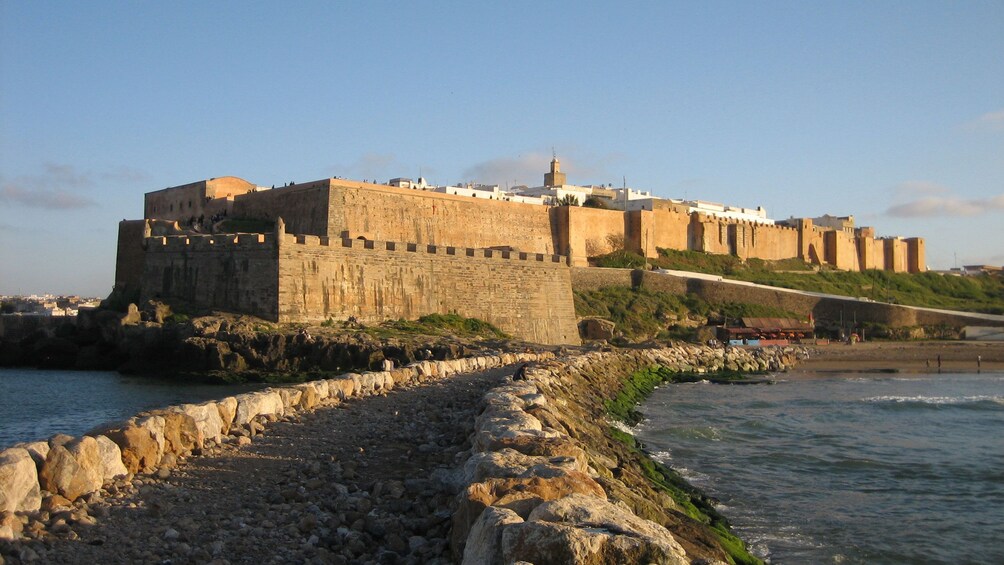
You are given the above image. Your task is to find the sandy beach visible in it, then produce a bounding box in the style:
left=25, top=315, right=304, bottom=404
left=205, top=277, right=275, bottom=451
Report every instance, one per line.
left=794, top=340, right=1004, bottom=374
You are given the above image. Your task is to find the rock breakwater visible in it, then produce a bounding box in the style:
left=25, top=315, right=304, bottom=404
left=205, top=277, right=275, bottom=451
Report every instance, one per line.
left=0, top=344, right=803, bottom=563
left=453, top=344, right=805, bottom=564
left=0, top=352, right=549, bottom=548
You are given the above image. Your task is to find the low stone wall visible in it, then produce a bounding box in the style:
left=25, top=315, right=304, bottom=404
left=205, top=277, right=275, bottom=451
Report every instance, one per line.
left=572, top=267, right=1004, bottom=329
left=452, top=345, right=804, bottom=564
left=0, top=351, right=551, bottom=540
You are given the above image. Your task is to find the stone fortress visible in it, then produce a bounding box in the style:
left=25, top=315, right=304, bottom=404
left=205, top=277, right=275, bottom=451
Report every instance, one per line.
left=115, top=159, right=926, bottom=345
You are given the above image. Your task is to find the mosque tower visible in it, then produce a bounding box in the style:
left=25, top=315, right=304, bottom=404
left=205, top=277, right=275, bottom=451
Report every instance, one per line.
left=544, top=153, right=566, bottom=187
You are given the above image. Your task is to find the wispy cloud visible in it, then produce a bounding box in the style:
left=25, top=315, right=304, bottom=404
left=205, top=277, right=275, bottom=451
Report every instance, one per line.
left=462, top=150, right=626, bottom=187
left=886, top=181, right=1004, bottom=217
left=0, top=163, right=148, bottom=210
left=463, top=153, right=550, bottom=187
left=329, top=153, right=401, bottom=182
left=961, top=108, right=1004, bottom=132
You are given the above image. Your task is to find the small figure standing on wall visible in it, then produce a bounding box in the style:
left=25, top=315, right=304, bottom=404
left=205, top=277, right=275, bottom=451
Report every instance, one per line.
left=513, top=363, right=528, bottom=381
left=977, top=355, right=982, bottom=372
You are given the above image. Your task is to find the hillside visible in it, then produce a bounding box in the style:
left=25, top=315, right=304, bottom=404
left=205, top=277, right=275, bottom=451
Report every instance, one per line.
left=593, top=248, right=1004, bottom=315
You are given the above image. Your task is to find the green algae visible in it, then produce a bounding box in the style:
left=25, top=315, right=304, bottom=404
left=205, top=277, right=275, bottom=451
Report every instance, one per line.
left=606, top=365, right=764, bottom=565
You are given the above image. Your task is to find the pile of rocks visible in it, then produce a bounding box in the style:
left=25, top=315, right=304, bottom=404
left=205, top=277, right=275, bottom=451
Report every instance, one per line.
left=0, top=351, right=551, bottom=545
left=451, top=345, right=805, bottom=564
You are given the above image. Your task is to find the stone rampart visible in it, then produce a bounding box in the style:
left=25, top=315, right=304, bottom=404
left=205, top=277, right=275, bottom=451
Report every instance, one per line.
left=325, top=181, right=558, bottom=255
left=278, top=234, right=581, bottom=346
left=136, top=229, right=580, bottom=346
left=140, top=233, right=281, bottom=321
left=233, top=182, right=330, bottom=237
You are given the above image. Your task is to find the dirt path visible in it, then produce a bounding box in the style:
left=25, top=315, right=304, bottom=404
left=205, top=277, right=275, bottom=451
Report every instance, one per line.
left=11, top=366, right=515, bottom=564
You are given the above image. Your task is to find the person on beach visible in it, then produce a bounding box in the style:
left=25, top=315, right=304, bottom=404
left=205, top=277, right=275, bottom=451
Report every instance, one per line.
left=977, top=355, right=982, bottom=371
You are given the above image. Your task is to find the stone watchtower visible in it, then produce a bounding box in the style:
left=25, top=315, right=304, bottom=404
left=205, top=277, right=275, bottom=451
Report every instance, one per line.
left=544, top=156, right=566, bottom=187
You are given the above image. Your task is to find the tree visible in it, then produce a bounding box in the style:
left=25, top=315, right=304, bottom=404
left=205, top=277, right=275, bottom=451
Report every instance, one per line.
left=583, top=196, right=608, bottom=209
left=555, top=194, right=579, bottom=207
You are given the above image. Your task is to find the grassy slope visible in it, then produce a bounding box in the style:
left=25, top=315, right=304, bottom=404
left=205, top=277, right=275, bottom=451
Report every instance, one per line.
left=594, top=248, right=1004, bottom=315
left=574, top=286, right=801, bottom=341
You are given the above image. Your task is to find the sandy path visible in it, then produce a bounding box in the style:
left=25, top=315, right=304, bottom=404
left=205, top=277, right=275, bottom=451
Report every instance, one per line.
left=795, top=340, right=1004, bottom=373
left=11, top=366, right=515, bottom=564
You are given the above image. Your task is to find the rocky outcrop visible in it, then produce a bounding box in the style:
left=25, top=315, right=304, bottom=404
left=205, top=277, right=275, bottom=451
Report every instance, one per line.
left=453, top=345, right=805, bottom=564
left=1, top=307, right=488, bottom=377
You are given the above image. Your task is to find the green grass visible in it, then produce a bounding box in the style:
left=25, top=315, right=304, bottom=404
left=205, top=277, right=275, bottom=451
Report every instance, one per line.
left=606, top=366, right=764, bottom=565
left=575, top=286, right=802, bottom=341
left=362, top=314, right=508, bottom=339
left=592, top=248, right=1004, bottom=314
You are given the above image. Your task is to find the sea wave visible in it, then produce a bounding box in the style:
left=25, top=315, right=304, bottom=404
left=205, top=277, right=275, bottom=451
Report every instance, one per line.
left=863, top=395, right=1004, bottom=409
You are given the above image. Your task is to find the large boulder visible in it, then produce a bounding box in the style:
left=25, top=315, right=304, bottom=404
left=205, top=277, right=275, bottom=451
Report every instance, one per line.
left=38, top=437, right=104, bottom=502
left=174, top=402, right=225, bottom=446
left=233, top=390, right=284, bottom=426
left=461, top=506, right=524, bottom=565
left=499, top=494, right=688, bottom=565
left=155, top=411, right=201, bottom=456
left=453, top=472, right=607, bottom=556
left=0, top=448, right=41, bottom=513
left=94, top=422, right=160, bottom=474
left=16, top=441, right=49, bottom=470
left=216, top=397, right=238, bottom=434
left=293, top=384, right=320, bottom=411
left=93, top=435, right=129, bottom=482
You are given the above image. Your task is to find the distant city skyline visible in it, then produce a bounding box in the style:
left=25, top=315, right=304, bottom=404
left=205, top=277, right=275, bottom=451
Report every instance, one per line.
left=1, top=2, right=1001, bottom=296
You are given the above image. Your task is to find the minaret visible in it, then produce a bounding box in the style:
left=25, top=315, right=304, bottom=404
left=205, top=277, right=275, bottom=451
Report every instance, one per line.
left=544, top=153, right=566, bottom=187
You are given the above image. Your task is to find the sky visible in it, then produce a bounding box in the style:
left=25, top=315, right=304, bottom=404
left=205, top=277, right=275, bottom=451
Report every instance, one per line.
left=1, top=1, right=1002, bottom=296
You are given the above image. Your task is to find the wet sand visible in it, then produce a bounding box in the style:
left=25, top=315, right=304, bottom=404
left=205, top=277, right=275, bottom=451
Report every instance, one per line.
left=794, top=340, right=1004, bottom=374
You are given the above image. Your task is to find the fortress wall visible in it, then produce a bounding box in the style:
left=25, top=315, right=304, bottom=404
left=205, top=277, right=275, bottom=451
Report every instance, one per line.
left=139, top=235, right=280, bottom=320
left=557, top=206, right=629, bottom=266
left=857, top=233, right=876, bottom=270
left=869, top=239, right=888, bottom=270
left=743, top=222, right=799, bottom=261
left=883, top=239, right=908, bottom=273
left=115, top=220, right=149, bottom=292
left=277, top=237, right=580, bottom=345
left=233, top=182, right=331, bottom=236
left=325, top=181, right=557, bottom=255
left=906, top=237, right=925, bottom=273
left=570, top=267, right=634, bottom=291
left=691, top=215, right=732, bottom=255
left=144, top=182, right=206, bottom=222
left=634, top=208, right=690, bottom=256
left=824, top=230, right=861, bottom=271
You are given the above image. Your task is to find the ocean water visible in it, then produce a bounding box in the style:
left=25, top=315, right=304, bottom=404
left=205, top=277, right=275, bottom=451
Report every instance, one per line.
left=0, top=368, right=262, bottom=448
left=635, top=372, right=1004, bottom=564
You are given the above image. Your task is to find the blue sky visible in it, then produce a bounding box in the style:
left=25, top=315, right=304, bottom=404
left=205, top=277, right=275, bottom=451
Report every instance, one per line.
left=1, top=1, right=1001, bottom=296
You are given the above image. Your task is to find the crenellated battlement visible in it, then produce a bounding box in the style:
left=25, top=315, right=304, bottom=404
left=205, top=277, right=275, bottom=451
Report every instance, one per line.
left=145, top=232, right=276, bottom=251
left=144, top=230, right=569, bottom=265
left=284, top=232, right=568, bottom=264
